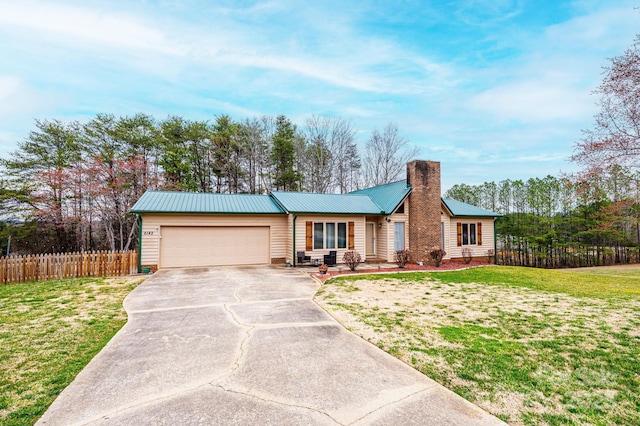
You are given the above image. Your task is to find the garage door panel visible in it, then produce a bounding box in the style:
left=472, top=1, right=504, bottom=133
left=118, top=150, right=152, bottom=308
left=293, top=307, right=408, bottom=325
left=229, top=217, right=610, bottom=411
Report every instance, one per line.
left=160, top=226, right=269, bottom=268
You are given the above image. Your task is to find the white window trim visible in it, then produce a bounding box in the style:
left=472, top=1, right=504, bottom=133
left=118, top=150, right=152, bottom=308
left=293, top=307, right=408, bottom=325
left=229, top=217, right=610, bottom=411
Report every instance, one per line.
left=394, top=221, right=405, bottom=251
left=461, top=222, right=477, bottom=246
left=313, top=221, right=348, bottom=251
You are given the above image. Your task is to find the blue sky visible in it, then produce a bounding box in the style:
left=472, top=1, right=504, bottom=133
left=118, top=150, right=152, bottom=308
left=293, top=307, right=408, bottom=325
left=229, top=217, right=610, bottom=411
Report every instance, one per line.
left=0, top=0, right=637, bottom=190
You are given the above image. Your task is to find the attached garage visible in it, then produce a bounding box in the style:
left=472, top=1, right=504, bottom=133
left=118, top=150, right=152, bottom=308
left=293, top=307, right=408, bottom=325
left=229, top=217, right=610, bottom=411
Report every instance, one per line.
left=159, top=226, right=270, bottom=268
left=131, top=192, right=288, bottom=271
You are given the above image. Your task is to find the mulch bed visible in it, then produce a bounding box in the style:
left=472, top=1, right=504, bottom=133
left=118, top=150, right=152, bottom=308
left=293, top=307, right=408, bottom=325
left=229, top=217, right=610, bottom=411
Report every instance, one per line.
left=308, top=261, right=490, bottom=282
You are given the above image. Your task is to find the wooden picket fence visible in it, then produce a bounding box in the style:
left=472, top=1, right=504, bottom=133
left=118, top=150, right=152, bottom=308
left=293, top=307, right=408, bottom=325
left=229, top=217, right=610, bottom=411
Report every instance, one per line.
left=0, top=250, right=138, bottom=285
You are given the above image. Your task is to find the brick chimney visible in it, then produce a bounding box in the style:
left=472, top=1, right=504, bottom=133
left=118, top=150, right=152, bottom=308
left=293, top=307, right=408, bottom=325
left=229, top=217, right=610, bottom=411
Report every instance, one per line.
left=406, top=160, right=441, bottom=263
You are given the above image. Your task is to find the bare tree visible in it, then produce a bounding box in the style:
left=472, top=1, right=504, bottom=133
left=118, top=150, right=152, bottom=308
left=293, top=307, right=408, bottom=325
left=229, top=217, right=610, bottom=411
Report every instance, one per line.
left=239, top=117, right=270, bottom=194
left=362, top=123, right=419, bottom=187
left=303, top=115, right=334, bottom=193
left=300, top=115, right=360, bottom=193
left=330, top=117, right=360, bottom=193
left=572, top=35, right=640, bottom=175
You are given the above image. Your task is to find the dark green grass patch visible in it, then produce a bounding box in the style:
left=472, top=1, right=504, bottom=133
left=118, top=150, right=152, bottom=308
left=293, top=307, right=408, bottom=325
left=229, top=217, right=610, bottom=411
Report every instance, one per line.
left=0, top=276, right=143, bottom=426
left=331, top=266, right=640, bottom=298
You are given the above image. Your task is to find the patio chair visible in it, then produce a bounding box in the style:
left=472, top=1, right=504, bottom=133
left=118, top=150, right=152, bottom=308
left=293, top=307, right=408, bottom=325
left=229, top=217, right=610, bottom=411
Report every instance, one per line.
left=297, top=251, right=311, bottom=266
left=323, top=250, right=337, bottom=266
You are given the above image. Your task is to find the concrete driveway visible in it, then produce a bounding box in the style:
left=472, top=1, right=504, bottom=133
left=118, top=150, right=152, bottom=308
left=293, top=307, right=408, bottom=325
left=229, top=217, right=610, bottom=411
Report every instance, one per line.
left=38, top=266, right=504, bottom=425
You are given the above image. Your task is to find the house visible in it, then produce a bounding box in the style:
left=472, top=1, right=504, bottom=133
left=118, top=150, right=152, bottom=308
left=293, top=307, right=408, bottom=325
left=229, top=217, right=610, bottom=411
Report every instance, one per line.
left=130, top=160, right=500, bottom=271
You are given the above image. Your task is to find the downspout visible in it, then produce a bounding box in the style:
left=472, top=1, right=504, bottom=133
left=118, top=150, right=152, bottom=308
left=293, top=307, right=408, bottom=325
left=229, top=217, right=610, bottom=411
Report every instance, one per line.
left=292, top=213, right=298, bottom=267
left=494, top=217, right=498, bottom=264
left=137, top=214, right=142, bottom=273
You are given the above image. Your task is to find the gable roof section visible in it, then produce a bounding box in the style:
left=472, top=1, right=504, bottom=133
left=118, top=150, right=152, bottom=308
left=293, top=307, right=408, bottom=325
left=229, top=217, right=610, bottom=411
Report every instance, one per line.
left=441, top=198, right=501, bottom=217
left=271, top=191, right=384, bottom=214
left=350, top=180, right=411, bottom=214
left=130, top=191, right=284, bottom=214
left=130, top=187, right=501, bottom=218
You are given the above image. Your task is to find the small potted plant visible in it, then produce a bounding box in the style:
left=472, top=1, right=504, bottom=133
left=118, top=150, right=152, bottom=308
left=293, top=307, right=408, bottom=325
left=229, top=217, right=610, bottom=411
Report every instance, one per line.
left=318, top=263, right=329, bottom=274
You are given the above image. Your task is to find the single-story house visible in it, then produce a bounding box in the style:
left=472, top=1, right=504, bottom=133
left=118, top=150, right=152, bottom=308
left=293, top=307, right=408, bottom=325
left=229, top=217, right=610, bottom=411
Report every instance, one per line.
left=130, top=160, right=501, bottom=271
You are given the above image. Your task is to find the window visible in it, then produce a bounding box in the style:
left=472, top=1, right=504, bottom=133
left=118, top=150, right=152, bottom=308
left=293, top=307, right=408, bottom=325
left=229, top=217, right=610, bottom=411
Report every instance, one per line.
left=469, top=223, right=476, bottom=245
left=326, top=223, right=335, bottom=249
left=458, top=222, right=480, bottom=246
left=314, top=223, right=324, bottom=250
left=337, top=223, right=347, bottom=249
left=394, top=222, right=405, bottom=251
left=313, top=221, right=348, bottom=250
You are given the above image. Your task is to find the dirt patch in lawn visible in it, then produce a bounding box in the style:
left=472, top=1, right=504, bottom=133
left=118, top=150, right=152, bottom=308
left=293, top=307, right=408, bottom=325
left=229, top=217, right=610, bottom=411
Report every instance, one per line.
left=316, top=273, right=640, bottom=425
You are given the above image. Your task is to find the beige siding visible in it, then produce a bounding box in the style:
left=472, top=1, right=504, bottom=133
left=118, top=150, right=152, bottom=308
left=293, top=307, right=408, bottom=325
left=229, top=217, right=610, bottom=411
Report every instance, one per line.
left=447, top=217, right=496, bottom=259
left=286, top=214, right=294, bottom=264
left=140, top=214, right=288, bottom=267
left=293, top=215, right=366, bottom=264
left=367, top=199, right=409, bottom=262
left=385, top=199, right=409, bottom=261
left=441, top=210, right=451, bottom=259
left=374, top=217, right=388, bottom=260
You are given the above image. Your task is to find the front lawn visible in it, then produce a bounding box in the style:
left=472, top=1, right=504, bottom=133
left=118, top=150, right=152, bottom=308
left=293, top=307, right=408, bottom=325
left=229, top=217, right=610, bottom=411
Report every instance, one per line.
left=0, top=276, right=143, bottom=426
left=316, top=266, right=640, bottom=425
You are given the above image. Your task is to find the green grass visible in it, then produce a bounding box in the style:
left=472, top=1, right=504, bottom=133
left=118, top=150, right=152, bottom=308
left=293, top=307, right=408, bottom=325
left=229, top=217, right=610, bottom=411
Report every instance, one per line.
left=317, top=266, right=640, bottom=425
left=333, top=266, right=640, bottom=298
left=0, top=276, right=143, bottom=426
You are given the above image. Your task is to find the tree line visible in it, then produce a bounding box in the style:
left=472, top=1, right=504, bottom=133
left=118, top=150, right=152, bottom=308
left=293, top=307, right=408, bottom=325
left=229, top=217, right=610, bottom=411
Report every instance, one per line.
left=445, top=168, right=640, bottom=267
left=0, top=113, right=417, bottom=255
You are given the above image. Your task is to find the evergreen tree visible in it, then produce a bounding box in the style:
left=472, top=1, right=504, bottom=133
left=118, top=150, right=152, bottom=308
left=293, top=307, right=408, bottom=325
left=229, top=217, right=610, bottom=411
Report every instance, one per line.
left=271, top=115, right=301, bottom=191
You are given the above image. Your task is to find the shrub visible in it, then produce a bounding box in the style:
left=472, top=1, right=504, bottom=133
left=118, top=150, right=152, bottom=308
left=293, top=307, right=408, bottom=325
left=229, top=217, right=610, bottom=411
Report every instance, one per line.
left=394, top=249, right=411, bottom=268
left=342, top=251, right=362, bottom=271
left=429, top=249, right=446, bottom=267
left=461, top=247, right=473, bottom=264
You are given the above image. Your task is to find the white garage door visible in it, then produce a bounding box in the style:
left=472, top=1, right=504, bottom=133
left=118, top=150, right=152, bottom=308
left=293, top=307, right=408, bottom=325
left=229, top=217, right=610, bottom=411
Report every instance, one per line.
left=160, top=226, right=270, bottom=268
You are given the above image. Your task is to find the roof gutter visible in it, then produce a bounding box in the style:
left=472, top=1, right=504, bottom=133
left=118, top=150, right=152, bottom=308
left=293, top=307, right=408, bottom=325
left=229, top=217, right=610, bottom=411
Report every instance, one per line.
left=137, top=214, right=142, bottom=273
left=494, top=216, right=498, bottom=265
left=292, top=213, right=298, bottom=267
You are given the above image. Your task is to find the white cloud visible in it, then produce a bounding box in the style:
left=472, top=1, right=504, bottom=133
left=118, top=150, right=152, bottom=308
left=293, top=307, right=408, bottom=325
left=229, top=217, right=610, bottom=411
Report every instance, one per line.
left=0, top=1, right=179, bottom=54
left=0, top=75, right=57, bottom=119
left=463, top=3, right=637, bottom=124
left=0, top=1, right=452, bottom=95
left=512, top=154, right=567, bottom=163
left=0, top=75, right=62, bottom=155
left=454, top=0, right=524, bottom=26
left=468, top=81, right=594, bottom=123
left=544, top=3, right=639, bottom=51
left=0, top=75, right=22, bottom=102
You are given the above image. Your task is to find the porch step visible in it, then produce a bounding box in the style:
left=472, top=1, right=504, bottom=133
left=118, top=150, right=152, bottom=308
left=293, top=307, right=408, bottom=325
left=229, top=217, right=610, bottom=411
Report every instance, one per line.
left=365, top=257, right=387, bottom=264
